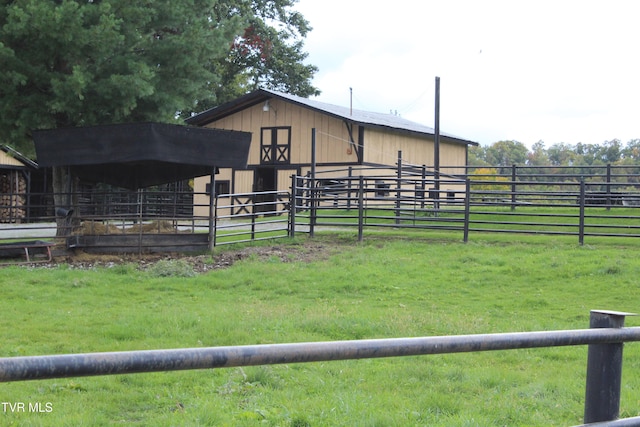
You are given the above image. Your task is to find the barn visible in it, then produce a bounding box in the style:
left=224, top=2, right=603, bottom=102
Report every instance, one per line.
left=186, top=88, right=478, bottom=216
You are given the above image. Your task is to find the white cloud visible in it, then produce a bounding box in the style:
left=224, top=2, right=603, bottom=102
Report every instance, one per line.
left=295, top=0, right=640, bottom=147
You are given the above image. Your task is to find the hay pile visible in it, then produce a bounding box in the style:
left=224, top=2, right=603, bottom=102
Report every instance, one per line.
left=75, top=220, right=179, bottom=235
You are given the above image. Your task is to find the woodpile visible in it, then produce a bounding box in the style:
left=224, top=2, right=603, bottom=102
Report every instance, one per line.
left=0, top=171, right=26, bottom=223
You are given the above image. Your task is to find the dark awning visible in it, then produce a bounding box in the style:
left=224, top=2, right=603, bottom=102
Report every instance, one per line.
left=33, top=122, right=251, bottom=189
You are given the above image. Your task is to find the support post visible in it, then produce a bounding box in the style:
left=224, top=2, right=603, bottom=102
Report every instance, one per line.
left=310, top=128, right=316, bottom=238
left=358, top=176, right=364, bottom=242
left=464, top=178, right=470, bottom=243
left=434, top=76, right=441, bottom=213
left=579, top=179, right=585, bottom=245
left=606, top=163, right=612, bottom=211
left=511, top=164, right=517, bottom=211
left=289, top=174, right=296, bottom=238
left=584, top=310, right=635, bottom=424
left=208, top=169, right=216, bottom=250
left=396, top=150, right=402, bottom=225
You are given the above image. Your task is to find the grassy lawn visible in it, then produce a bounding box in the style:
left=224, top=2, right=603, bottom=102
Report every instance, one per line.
left=2, top=232, right=640, bottom=426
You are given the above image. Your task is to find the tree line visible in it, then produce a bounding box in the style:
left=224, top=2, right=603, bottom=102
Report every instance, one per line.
left=469, top=139, right=640, bottom=168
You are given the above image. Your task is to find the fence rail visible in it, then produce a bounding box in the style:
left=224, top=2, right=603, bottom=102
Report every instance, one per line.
left=290, top=164, right=640, bottom=244
left=0, top=310, right=637, bottom=425
left=5, top=164, right=640, bottom=249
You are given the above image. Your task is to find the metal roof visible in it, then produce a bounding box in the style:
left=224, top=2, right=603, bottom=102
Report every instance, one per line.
left=0, top=145, right=38, bottom=169
left=186, top=88, right=478, bottom=146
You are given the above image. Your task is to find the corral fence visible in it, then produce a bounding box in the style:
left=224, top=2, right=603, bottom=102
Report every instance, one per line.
left=4, top=162, right=640, bottom=252
left=0, top=310, right=639, bottom=426
left=211, top=190, right=290, bottom=246
left=291, top=162, right=640, bottom=244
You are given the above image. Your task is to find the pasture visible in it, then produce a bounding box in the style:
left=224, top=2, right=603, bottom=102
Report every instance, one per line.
left=1, top=231, right=640, bottom=426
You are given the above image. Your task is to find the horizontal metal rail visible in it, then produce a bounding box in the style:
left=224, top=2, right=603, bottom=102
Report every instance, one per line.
left=2, top=327, right=640, bottom=382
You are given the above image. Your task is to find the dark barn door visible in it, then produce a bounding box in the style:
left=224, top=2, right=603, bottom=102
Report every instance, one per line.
left=254, top=167, right=277, bottom=214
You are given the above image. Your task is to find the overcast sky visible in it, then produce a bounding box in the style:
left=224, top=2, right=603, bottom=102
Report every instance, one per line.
left=294, top=0, right=640, bottom=147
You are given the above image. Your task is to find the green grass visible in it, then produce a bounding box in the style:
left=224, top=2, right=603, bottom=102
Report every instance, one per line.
left=2, top=233, right=640, bottom=426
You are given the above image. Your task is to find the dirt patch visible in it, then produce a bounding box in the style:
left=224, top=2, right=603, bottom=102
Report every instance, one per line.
left=28, top=240, right=336, bottom=273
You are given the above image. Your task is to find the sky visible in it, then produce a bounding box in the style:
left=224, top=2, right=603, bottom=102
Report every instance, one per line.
left=294, top=0, right=640, bottom=147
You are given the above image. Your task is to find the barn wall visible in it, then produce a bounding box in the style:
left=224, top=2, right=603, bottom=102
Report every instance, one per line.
left=196, top=97, right=470, bottom=217
left=277, top=169, right=298, bottom=193
left=362, top=128, right=466, bottom=171
left=193, top=168, right=234, bottom=218
left=0, top=151, right=26, bottom=168
left=203, top=99, right=360, bottom=166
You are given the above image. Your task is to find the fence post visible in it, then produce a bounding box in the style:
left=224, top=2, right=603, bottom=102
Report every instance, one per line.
left=310, top=128, right=316, bottom=238
left=579, top=179, right=585, bottom=245
left=347, top=167, right=353, bottom=211
left=583, top=310, right=634, bottom=424
left=289, top=175, right=296, bottom=239
left=208, top=169, right=216, bottom=251
left=251, top=195, right=256, bottom=241
left=396, top=151, right=402, bottom=225
left=606, top=163, right=612, bottom=211
left=464, top=178, right=470, bottom=243
left=358, top=176, right=364, bottom=242
left=421, top=165, right=427, bottom=210
left=511, top=164, right=517, bottom=211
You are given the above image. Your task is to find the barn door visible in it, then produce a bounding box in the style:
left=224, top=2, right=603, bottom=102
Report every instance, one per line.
left=260, top=127, right=291, bottom=165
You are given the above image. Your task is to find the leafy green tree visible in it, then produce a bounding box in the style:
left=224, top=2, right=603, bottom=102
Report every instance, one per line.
left=547, top=143, right=579, bottom=166
left=527, top=141, right=549, bottom=165
left=1, top=0, right=245, bottom=155
left=621, top=139, right=640, bottom=162
left=467, top=145, right=489, bottom=167
left=0, top=0, right=317, bottom=233
left=200, top=0, right=320, bottom=111
left=1, top=0, right=318, bottom=152
left=483, top=140, right=529, bottom=167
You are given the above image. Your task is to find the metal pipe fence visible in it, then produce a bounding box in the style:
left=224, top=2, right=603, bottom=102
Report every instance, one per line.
left=290, top=165, right=640, bottom=244
left=5, top=164, right=640, bottom=250
left=212, top=190, right=290, bottom=247
left=0, top=310, right=637, bottom=425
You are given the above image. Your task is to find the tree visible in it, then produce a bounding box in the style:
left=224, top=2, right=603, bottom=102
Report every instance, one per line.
left=1, top=0, right=319, bottom=153
left=483, top=140, right=529, bottom=168
left=467, top=145, right=489, bottom=166
left=189, top=0, right=320, bottom=113
left=1, top=0, right=318, bottom=233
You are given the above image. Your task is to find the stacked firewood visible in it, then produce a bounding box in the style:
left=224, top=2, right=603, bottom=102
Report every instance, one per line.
left=0, top=171, right=27, bottom=223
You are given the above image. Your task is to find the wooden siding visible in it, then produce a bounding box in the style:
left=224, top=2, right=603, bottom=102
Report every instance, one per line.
left=193, top=168, right=234, bottom=218
left=277, top=169, right=297, bottom=193
left=234, top=170, right=254, bottom=194
left=203, top=99, right=360, bottom=166
left=0, top=151, right=26, bottom=168
left=363, top=128, right=467, bottom=173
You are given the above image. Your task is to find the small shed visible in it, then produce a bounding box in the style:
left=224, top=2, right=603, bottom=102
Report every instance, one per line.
left=0, top=145, right=38, bottom=223
left=32, top=122, right=251, bottom=253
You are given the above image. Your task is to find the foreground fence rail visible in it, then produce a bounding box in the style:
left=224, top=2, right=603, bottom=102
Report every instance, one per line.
left=0, top=310, right=638, bottom=425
